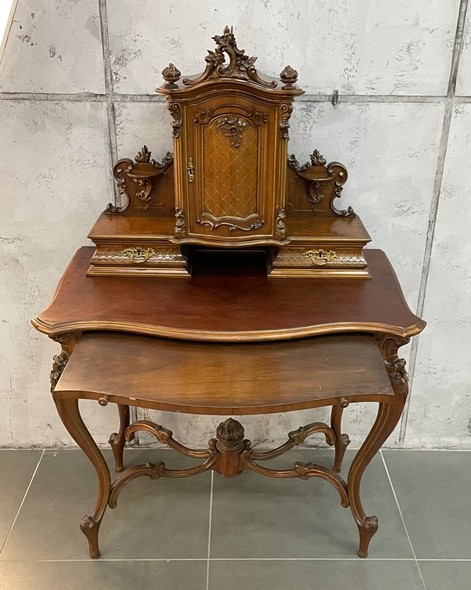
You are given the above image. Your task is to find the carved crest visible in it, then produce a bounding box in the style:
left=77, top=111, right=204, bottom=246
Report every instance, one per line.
left=181, top=26, right=277, bottom=88
left=109, top=147, right=174, bottom=214
left=288, top=151, right=352, bottom=216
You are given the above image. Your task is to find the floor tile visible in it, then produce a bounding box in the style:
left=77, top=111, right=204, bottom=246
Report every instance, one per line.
left=210, top=449, right=413, bottom=558
left=419, top=560, right=471, bottom=590
left=208, top=559, right=424, bottom=590
left=0, top=449, right=210, bottom=560
left=0, top=559, right=206, bottom=590
left=383, top=450, right=471, bottom=558
left=0, top=450, right=42, bottom=552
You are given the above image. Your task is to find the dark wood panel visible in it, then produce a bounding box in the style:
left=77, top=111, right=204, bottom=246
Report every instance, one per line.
left=32, top=247, right=425, bottom=341
left=55, top=332, right=394, bottom=414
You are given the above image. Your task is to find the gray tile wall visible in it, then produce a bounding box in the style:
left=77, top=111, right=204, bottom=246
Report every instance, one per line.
left=0, top=0, right=470, bottom=448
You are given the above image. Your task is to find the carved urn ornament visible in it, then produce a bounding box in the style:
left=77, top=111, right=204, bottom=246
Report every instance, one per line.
left=87, top=26, right=371, bottom=278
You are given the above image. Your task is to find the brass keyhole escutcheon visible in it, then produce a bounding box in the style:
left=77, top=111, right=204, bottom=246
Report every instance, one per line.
left=187, top=157, right=194, bottom=182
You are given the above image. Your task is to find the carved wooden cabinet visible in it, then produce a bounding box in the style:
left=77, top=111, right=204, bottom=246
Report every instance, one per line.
left=32, top=27, right=426, bottom=561
left=157, top=28, right=302, bottom=245
left=87, top=27, right=371, bottom=278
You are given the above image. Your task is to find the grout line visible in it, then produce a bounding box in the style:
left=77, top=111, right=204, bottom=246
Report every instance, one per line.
left=31, top=557, right=418, bottom=563
left=418, top=558, right=471, bottom=562
left=34, top=558, right=208, bottom=563
left=98, top=0, right=119, bottom=205
left=10, top=556, right=471, bottom=563
left=113, top=93, right=165, bottom=102
left=382, top=448, right=471, bottom=452
left=448, top=0, right=469, bottom=96
left=380, top=451, right=428, bottom=590
left=0, top=449, right=45, bottom=554
left=0, top=92, right=466, bottom=104
left=0, top=92, right=107, bottom=101
left=12, top=557, right=471, bottom=563
left=314, top=94, right=447, bottom=104
left=398, top=0, right=469, bottom=446
left=206, top=557, right=416, bottom=561
left=206, top=471, right=214, bottom=590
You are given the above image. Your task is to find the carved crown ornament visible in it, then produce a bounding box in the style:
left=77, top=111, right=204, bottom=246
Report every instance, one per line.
left=159, top=26, right=304, bottom=95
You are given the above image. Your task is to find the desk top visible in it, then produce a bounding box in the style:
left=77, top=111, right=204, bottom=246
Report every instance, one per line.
left=55, top=332, right=394, bottom=414
left=32, top=247, right=425, bottom=342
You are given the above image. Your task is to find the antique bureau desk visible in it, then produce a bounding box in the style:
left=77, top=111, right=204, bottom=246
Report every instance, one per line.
left=32, top=28, right=425, bottom=559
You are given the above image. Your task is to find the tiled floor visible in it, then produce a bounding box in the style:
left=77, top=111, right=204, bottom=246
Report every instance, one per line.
left=0, top=448, right=470, bottom=590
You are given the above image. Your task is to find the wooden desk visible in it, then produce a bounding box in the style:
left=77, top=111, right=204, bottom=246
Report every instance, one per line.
left=33, top=247, right=424, bottom=559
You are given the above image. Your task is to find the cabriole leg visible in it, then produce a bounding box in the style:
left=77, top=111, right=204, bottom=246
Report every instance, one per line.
left=54, top=396, right=111, bottom=559
left=348, top=348, right=409, bottom=558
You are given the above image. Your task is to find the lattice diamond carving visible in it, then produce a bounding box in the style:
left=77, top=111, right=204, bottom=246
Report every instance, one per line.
left=202, top=119, right=258, bottom=219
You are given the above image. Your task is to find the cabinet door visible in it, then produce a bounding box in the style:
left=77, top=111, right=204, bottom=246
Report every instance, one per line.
left=183, top=97, right=278, bottom=244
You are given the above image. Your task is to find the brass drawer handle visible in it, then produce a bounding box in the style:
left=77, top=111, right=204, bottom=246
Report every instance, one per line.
left=122, top=247, right=155, bottom=264
left=303, top=249, right=337, bottom=266
left=187, top=157, right=194, bottom=182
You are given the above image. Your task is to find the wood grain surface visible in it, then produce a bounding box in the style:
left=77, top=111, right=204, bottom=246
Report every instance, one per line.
left=55, top=331, right=394, bottom=414
left=32, top=247, right=425, bottom=341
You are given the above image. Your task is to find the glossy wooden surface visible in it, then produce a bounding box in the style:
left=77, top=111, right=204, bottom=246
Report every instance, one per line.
left=89, top=211, right=370, bottom=243
left=55, top=332, right=394, bottom=414
left=33, top=247, right=425, bottom=341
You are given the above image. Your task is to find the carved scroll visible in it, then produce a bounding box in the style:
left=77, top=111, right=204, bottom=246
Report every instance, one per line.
left=287, top=150, right=352, bottom=216
left=109, top=147, right=174, bottom=214
left=275, top=207, right=286, bottom=240
left=167, top=102, right=182, bottom=138
left=50, top=332, right=80, bottom=392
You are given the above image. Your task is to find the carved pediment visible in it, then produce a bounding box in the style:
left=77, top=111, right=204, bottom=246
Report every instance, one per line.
left=160, top=26, right=303, bottom=95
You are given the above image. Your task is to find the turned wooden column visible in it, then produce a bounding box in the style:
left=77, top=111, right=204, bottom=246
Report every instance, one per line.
left=214, top=418, right=246, bottom=477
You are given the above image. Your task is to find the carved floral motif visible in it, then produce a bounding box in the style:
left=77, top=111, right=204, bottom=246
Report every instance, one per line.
left=385, top=357, right=409, bottom=398
left=275, top=207, right=286, bottom=240
left=310, top=149, right=327, bottom=166
left=194, top=108, right=215, bottom=125
left=216, top=116, right=248, bottom=148
left=194, top=110, right=268, bottom=148
left=167, top=102, right=182, bottom=138
left=50, top=350, right=69, bottom=393
left=174, top=208, right=185, bottom=239
left=134, top=145, right=153, bottom=164
left=182, top=26, right=278, bottom=88
left=279, top=103, right=293, bottom=140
